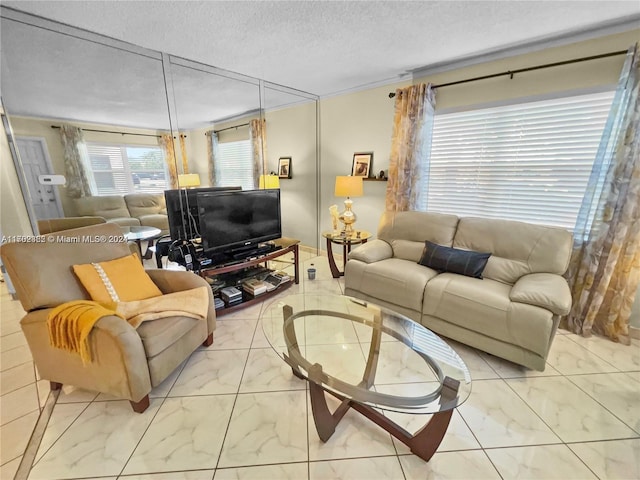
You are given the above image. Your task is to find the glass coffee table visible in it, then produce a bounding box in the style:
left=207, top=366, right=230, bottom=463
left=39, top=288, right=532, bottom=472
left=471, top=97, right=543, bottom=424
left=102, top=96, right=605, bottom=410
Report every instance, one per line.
left=261, top=294, right=471, bottom=462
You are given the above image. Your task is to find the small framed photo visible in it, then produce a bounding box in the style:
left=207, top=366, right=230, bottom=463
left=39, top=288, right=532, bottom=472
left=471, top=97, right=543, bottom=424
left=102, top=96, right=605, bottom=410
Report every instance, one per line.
left=352, top=152, right=373, bottom=177
left=278, top=157, right=292, bottom=178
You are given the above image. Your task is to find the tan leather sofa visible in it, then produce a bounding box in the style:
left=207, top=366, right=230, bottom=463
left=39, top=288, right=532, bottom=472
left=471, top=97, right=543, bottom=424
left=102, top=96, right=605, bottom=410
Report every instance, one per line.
left=0, top=223, right=215, bottom=412
left=74, top=193, right=168, bottom=235
left=345, top=211, right=573, bottom=371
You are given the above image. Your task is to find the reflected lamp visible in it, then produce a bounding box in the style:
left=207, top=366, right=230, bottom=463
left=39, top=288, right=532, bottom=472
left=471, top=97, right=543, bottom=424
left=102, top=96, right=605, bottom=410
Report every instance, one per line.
left=334, top=176, right=363, bottom=235
left=177, top=173, right=201, bottom=189
left=259, top=174, right=280, bottom=189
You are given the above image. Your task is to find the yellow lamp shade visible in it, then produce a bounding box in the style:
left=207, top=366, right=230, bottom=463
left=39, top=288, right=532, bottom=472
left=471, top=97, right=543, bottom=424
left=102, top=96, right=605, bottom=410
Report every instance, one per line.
left=334, top=176, right=363, bottom=198
left=259, top=175, right=280, bottom=189
left=177, top=173, right=201, bottom=188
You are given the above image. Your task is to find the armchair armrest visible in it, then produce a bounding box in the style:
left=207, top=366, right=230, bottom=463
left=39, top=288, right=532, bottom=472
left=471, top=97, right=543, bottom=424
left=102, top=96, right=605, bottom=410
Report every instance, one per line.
left=348, top=239, right=393, bottom=264
left=21, top=308, right=151, bottom=401
left=510, top=273, right=571, bottom=316
left=146, top=269, right=216, bottom=335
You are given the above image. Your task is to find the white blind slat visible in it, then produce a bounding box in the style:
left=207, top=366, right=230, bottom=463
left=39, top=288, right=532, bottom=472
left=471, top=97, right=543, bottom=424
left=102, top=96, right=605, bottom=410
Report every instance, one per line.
left=217, top=140, right=253, bottom=190
left=86, top=143, right=168, bottom=195
left=426, top=91, right=614, bottom=229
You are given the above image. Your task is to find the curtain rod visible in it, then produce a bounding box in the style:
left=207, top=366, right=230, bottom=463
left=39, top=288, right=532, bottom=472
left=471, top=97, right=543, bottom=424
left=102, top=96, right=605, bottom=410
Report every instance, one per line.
left=211, top=122, right=250, bottom=134
left=388, top=49, right=628, bottom=97
left=50, top=125, right=187, bottom=139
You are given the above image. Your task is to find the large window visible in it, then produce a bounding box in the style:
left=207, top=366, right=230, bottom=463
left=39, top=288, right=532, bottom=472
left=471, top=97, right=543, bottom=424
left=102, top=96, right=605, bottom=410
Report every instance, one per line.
left=427, top=91, right=614, bottom=229
left=86, top=143, right=168, bottom=195
left=215, top=139, right=254, bottom=191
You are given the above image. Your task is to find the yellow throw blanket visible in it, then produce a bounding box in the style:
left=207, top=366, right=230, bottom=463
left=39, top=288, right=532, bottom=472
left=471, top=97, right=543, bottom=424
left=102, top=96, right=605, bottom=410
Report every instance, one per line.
left=47, top=301, right=124, bottom=364
left=47, top=286, right=209, bottom=363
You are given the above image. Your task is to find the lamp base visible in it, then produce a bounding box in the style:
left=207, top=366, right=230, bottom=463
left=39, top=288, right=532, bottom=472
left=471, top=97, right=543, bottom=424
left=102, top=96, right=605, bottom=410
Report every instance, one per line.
left=338, top=198, right=356, bottom=235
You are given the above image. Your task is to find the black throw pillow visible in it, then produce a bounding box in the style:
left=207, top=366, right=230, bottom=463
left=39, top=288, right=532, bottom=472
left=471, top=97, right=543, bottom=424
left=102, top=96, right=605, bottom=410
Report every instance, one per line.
left=418, top=241, right=491, bottom=279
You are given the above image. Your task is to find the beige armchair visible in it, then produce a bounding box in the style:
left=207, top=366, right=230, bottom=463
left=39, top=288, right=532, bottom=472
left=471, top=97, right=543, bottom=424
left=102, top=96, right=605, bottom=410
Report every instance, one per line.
left=1, top=223, right=215, bottom=412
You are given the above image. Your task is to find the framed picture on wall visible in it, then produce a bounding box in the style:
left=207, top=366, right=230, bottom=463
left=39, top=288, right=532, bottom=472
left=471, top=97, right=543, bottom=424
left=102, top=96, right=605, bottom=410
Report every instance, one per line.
left=278, top=157, right=292, bottom=178
left=352, top=152, right=373, bottom=177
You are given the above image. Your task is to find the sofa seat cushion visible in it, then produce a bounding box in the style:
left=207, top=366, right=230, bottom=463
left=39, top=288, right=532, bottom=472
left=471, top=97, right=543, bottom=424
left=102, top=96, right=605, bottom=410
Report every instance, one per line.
left=346, top=258, right=438, bottom=312
left=423, top=273, right=555, bottom=356
left=107, top=217, right=140, bottom=228
left=137, top=315, right=204, bottom=357
left=138, top=214, right=169, bottom=234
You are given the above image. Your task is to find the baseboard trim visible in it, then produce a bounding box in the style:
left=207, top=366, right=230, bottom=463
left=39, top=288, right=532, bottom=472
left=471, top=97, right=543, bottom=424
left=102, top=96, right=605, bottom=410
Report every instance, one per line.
left=629, top=325, right=640, bottom=340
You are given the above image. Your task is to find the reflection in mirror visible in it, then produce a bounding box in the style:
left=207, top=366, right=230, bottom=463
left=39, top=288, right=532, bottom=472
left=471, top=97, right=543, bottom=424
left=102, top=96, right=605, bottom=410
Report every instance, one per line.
left=263, top=84, right=319, bottom=251
left=1, top=8, right=177, bottom=241
left=167, top=56, right=319, bottom=254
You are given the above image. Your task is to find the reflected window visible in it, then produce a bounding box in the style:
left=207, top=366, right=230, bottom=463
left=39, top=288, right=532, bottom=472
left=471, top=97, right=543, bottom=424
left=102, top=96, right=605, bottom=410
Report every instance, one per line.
left=216, top=140, right=253, bottom=190
left=86, top=143, right=168, bottom=195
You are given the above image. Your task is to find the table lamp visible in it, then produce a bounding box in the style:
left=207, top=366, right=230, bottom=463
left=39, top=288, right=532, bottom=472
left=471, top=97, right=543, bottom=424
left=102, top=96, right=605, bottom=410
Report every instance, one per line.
left=334, top=175, right=363, bottom=235
left=258, top=174, right=280, bottom=189
left=177, top=173, right=201, bottom=189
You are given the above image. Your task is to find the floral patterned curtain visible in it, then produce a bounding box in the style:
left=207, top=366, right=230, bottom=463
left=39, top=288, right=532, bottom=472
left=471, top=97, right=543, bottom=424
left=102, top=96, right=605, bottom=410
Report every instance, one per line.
left=564, top=44, right=640, bottom=344
left=159, top=134, right=179, bottom=189
left=385, top=83, right=436, bottom=212
left=250, top=118, right=267, bottom=189
left=179, top=134, right=189, bottom=174
left=58, top=124, right=93, bottom=198
left=205, top=130, right=220, bottom=186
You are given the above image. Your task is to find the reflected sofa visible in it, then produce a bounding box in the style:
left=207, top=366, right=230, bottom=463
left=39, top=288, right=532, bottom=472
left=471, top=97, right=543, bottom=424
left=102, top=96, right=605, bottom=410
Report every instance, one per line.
left=74, top=193, right=168, bottom=235
left=344, top=211, right=573, bottom=371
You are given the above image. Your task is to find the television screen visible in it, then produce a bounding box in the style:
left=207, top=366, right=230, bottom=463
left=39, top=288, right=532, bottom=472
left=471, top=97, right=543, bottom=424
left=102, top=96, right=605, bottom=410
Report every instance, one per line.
left=198, top=189, right=282, bottom=254
left=165, top=186, right=242, bottom=241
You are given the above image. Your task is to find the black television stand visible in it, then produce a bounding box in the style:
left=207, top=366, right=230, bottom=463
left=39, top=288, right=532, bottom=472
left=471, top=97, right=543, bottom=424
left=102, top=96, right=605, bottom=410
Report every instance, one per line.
left=198, top=238, right=300, bottom=317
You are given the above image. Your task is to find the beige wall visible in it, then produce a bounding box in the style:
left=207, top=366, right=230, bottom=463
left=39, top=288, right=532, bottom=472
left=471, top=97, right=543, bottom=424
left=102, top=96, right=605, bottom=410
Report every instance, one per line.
left=8, top=116, right=167, bottom=217
left=318, top=29, right=640, bottom=237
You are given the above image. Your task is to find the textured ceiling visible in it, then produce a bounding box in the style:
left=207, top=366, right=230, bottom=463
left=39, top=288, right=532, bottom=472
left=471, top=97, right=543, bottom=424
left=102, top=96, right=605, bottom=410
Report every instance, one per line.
left=1, top=1, right=639, bottom=129
left=5, top=0, right=640, bottom=95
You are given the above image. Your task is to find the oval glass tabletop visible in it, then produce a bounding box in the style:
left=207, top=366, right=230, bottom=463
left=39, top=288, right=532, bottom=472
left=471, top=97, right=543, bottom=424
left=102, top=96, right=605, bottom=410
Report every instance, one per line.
left=261, top=294, right=471, bottom=415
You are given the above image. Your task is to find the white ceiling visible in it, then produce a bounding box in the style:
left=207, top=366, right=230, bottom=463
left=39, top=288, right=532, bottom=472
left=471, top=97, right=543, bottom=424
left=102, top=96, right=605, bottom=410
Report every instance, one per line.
left=1, top=1, right=639, bottom=129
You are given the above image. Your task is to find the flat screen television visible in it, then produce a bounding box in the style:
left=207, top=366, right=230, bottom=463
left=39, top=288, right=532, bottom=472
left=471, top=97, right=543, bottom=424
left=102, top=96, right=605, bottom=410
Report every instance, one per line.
left=165, top=186, right=242, bottom=241
left=198, top=189, right=282, bottom=255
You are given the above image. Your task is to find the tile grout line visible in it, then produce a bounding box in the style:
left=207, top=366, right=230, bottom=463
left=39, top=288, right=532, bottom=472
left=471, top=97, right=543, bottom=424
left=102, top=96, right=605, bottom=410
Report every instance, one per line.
left=116, top=356, right=191, bottom=478
left=13, top=388, right=59, bottom=480
left=213, top=317, right=261, bottom=472
left=563, top=372, right=640, bottom=436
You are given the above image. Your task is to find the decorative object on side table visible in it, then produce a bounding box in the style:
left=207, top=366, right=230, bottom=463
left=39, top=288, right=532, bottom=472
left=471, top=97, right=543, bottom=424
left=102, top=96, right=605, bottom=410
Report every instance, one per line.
left=278, top=157, right=292, bottom=178
left=334, top=176, right=363, bottom=234
left=352, top=152, right=373, bottom=177
left=329, top=204, right=339, bottom=233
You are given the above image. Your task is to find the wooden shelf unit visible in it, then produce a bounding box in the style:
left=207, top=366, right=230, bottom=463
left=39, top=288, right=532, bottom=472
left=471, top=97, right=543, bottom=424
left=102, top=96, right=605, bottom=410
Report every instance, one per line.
left=199, top=238, right=299, bottom=317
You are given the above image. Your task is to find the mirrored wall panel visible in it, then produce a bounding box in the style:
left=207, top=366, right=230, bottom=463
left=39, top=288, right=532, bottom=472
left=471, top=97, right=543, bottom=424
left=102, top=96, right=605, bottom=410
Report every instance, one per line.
left=1, top=10, right=176, bottom=234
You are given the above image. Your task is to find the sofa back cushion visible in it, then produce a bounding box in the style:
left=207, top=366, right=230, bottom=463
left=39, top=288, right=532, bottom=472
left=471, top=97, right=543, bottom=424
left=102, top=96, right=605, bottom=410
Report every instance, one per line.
left=75, top=196, right=129, bottom=219
left=0, top=223, right=133, bottom=312
left=124, top=194, right=166, bottom=218
left=378, top=211, right=459, bottom=262
left=453, top=217, right=573, bottom=285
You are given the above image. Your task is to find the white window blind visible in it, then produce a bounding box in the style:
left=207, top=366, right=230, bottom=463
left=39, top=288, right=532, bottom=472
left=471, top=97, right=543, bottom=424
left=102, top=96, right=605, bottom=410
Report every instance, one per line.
left=427, top=91, right=614, bottom=229
left=86, top=143, right=167, bottom=195
left=216, top=140, right=254, bottom=190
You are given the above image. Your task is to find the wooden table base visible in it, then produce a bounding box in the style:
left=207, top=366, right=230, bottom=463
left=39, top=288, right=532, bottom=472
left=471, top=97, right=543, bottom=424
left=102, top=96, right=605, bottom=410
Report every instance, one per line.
left=308, top=378, right=455, bottom=462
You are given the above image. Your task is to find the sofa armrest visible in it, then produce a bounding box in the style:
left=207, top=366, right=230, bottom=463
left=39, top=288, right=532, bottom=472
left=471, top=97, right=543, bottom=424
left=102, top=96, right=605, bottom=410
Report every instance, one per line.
left=348, top=239, right=393, bottom=264
left=510, top=273, right=571, bottom=316
left=146, top=269, right=216, bottom=335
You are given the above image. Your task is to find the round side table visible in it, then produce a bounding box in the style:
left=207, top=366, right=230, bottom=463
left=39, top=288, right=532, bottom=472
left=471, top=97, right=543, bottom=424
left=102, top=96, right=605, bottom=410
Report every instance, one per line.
left=322, top=230, right=372, bottom=278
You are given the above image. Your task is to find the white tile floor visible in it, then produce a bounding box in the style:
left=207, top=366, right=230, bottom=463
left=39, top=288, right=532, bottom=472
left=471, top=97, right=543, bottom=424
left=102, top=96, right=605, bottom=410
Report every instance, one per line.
left=1, top=249, right=639, bottom=480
